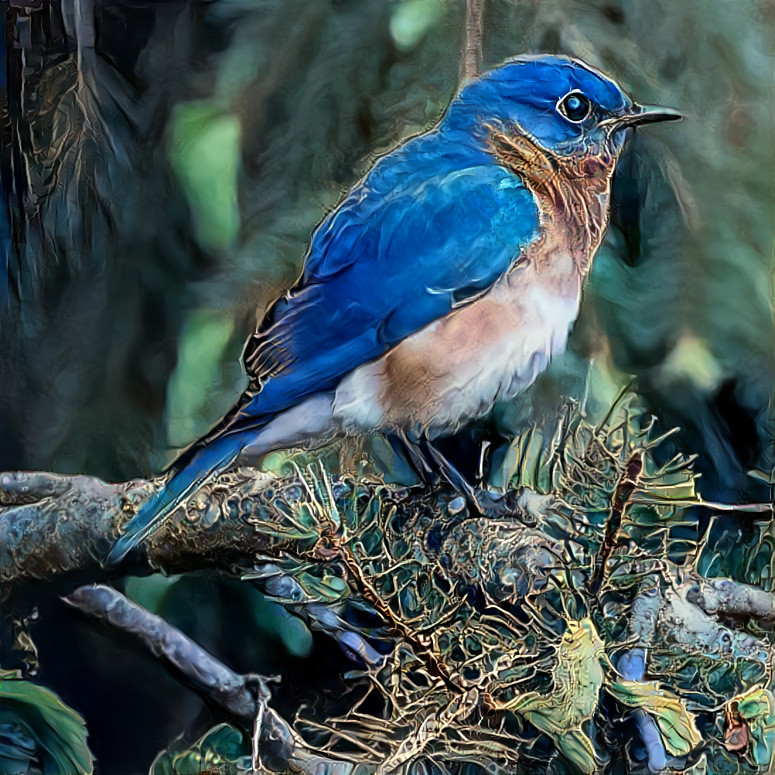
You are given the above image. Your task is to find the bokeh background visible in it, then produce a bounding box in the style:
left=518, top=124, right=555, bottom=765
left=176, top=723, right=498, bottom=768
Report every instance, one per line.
left=1, top=0, right=773, bottom=772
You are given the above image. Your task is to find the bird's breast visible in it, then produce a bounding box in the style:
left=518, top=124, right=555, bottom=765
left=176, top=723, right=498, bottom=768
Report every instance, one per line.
left=488, top=129, right=617, bottom=271
left=332, top=248, right=583, bottom=438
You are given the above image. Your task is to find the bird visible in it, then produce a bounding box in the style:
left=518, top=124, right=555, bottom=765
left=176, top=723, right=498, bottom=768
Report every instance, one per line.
left=106, top=54, right=680, bottom=565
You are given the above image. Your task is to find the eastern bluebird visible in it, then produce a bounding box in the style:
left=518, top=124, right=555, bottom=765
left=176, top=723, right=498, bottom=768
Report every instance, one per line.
left=108, top=55, right=679, bottom=564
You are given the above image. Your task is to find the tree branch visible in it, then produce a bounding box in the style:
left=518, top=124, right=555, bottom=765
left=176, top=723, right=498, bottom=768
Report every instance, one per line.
left=459, top=0, right=484, bottom=85
left=1, top=468, right=312, bottom=585
left=64, top=584, right=260, bottom=718
left=690, top=576, right=775, bottom=622
left=63, top=584, right=358, bottom=773
left=0, top=466, right=548, bottom=592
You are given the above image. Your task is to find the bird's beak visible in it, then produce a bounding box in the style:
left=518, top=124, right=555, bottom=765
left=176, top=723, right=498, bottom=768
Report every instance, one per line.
left=621, top=104, right=683, bottom=127
left=600, top=104, right=683, bottom=131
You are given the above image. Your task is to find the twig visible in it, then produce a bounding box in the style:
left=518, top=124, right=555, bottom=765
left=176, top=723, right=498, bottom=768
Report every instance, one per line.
left=590, top=451, right=643, bottom=595
left=459, top=0, right=484, bottom=86
left=631, top=494, right=771, bottom=513
left=313, top=505, right=462, bottom=696
left=63, top=584, right=260, bottom=717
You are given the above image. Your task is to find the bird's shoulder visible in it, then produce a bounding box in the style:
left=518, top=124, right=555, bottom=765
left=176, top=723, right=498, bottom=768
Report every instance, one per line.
left=302, top=129, right=538, bottom=284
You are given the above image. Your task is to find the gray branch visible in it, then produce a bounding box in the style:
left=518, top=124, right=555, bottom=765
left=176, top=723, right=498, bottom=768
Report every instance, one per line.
left=459, top=0, right=484, bottom=85
left=64, top=584, right=259, bottom=717
left=690, top=576, right=775, bottom=622
left=1, top=468, right=304, bottom=584
left=63, top=584, right=358, bottom=774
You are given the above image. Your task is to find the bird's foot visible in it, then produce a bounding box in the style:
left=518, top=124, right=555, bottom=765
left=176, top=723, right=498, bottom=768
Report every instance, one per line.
left=471, top=488, right=523, bottom=520
left=392, top=433, right=525, bottom=520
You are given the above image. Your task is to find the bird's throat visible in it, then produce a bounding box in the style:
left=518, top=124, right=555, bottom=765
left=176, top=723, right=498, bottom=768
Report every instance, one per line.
left=487, top=128, right=617, bottom=273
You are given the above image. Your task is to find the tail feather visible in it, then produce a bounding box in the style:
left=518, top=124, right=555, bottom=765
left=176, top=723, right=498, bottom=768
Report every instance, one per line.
left=105, top=434, right=247, bottom=566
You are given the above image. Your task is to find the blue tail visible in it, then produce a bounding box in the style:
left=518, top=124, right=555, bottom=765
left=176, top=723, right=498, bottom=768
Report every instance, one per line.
left=105, top=433, right=248, bottom=565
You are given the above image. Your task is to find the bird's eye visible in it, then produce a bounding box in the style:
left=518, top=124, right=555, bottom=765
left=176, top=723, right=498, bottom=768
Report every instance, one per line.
left=558, top=91, right=592, bottom=123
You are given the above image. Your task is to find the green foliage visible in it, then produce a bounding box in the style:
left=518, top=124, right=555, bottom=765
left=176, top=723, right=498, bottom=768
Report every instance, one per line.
left=728, top=687, right=775, bottom=769
left=150, top=723, right=250, bottom=775
left=499, top=390, right=699, bottom=574
left=608, top=679, right=701, bottom=757
left=5, top=0, right=771, bottom=501
left=505, top=619, right=605, bottom=773
left=0, top=670, right=93, bottom=775
left=203, top=392, right=773, bottom=772
left=230, top=395, right=728, bottom=771
left=169, top=103, right=242, bottom=253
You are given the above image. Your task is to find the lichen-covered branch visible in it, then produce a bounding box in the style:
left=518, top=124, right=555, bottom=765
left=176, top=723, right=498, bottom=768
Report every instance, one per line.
left=690, top=576, right=775, bottom=622
left=1, top=467, right=327, bottom=584
left=0, top=466, right=560, bottom=592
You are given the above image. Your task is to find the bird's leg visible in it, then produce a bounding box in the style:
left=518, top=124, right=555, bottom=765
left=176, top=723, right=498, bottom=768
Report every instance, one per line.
left=396, top=433, right=518, bottom=519
left=392, top=431, right=437, bottom=484
left=419, top=438, right=484, bottom=515
left=393, top=432, right=491, bottom=517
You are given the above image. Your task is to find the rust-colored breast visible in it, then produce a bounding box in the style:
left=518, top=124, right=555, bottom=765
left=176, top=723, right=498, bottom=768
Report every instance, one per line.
left=488, top=128, right=616, bottom=271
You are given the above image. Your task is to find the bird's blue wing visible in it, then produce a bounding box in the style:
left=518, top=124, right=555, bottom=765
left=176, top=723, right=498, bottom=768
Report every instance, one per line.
left=238, top=151, right=540, bottom=423
left=106, top=143, right=540, bottom=566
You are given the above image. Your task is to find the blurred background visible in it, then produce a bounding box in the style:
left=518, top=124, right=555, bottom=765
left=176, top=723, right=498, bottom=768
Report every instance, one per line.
left=0, top=0, right=773, bottom=772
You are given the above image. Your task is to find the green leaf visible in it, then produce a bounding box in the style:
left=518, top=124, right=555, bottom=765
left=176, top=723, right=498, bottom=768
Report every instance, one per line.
left=507, top=690, right=542, bottom=718
left=297, top=571, right=349, bottom=602
left=0, top=671, right=93, bottom=775
left=389, top=0, right=443, bottom=52
left=150, top=723, right=250, bottom=775
left=608, top=679, right=700, bottom=756
left=752, top=732, right=773, bottom=769
left=503, top=621, right=604, bottom=773
left=735, top=687, right=772, bottom=721
left=681, top=754, right=708, bottom=775
left=727, top=687, right=775, bottom=769
left=169, top=102, right=241, bottom=252
left=517, top=709, right=597, bottom=775
left=556, top=728, right=598, bottom=775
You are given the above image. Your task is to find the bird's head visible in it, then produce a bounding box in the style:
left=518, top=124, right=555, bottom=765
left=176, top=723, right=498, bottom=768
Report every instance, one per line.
left=443, top=55, right=680, bottom=160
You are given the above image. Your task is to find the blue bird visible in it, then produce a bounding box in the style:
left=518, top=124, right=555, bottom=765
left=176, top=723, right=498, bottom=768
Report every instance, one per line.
left=107, top=55, right=680, bottom=565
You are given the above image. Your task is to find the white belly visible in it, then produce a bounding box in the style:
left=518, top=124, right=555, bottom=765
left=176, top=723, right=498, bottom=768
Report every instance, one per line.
left=332, top=254, right=583, bottom=438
